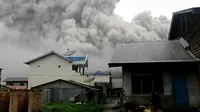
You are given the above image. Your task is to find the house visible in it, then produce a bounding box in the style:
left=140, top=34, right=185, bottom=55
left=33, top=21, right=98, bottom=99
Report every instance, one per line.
left=24, top=51, right=90, bottom=89
left=65, top=56, right=88, bottom=75
left=3, top=77, right=28, bottom=89
left=92, top=70, right=110, bottom=97
left=108, top=40, right=200, bottom=108
left=169, top=7, right=200, bottom=58
left=31, top=79, right=98, bottom=103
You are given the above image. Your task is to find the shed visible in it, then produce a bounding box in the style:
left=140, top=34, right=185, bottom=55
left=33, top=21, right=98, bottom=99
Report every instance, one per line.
left=109, top=40, right=200, bottom=108
left=31, top=79, right=98, bottom=103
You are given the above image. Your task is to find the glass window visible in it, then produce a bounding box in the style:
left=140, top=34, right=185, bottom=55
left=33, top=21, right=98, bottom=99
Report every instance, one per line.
left=132, top=74, right=163, bottom=94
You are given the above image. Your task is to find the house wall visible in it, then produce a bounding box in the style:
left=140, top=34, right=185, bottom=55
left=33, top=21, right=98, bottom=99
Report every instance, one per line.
left=185, top=72, right=200, bottom=107
left=123, top=70, right=173, bottom=107
left=123, top=70, right=132, bottom=96
left=28, top=54, right=87, bottom=89
left=112, top=78, right=122, bottom=88
left=123, top=68, right=200, bottom=108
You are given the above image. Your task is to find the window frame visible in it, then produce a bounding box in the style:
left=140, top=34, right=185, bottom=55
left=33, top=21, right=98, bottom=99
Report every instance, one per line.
left=131, top=74, right=163, bottom=95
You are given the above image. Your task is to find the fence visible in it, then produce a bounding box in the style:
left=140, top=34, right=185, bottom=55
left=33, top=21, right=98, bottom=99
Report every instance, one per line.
left=0, top=90, right=41, bottom=112
left=0, top=92, right=9, bottom=112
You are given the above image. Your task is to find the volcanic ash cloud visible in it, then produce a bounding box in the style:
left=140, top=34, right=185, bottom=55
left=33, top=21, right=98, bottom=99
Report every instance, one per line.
left=0, top=0, right=170, bottom=74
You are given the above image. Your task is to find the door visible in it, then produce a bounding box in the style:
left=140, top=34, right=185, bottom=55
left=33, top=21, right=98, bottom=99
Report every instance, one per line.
left=171, top=75, right=189, bottom=108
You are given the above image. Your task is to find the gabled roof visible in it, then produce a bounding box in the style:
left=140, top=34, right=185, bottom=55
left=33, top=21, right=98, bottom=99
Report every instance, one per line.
left=92, top=70, right=110, bottom=76
left=24, top=51, right=72, bottom=65
left=3, top=77, right=28, bottom=82
left=31, top=79, right=98, bottom=90
left=109, top=40, right=200, bottom=67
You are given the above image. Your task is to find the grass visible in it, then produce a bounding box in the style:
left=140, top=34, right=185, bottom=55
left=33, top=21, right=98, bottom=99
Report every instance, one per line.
left=43, top=102, right=104, bottom=112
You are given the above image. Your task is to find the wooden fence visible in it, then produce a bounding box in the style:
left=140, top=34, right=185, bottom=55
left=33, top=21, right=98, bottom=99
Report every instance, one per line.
left=0, top=90, right=41, bottom=112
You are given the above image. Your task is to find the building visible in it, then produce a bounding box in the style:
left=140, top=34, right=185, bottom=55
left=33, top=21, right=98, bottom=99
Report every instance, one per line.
left=109, top=67, right=122, bottom=97
left=169, top=7, right=200, bottom=58
left=31, top=79, right=98, bottom=103
left=3, top=77, right=28, bottom=89
left=91, top=70, right=111, bottom=96
left=24, top=51, right=90, bottom=89
left=65, top=56, right=88, bottom=75
left=109, top=40, right=200, bottom=108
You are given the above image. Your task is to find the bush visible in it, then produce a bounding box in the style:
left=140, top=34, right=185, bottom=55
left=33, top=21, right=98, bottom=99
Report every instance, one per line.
left=43, top=102, right=104, bottom=112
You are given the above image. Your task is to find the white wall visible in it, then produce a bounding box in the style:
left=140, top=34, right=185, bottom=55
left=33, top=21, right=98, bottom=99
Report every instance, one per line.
left=111, top=67, right=122, bottom=78
left=112, top=78, right=122, bottom=88
left=28, top=54, right=87, bottom=89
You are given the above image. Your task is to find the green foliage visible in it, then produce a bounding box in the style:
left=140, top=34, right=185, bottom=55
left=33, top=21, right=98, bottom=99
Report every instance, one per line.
left=43, top=102, right=104, bottom=112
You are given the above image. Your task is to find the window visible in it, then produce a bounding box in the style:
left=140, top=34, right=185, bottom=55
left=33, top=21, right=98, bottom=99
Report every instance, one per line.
left=20, top=83, right=24, bottom=86
left=7, top=83, right=13, bottom=86
left=72, top=65, right=78, bottom=72
left=132, top=74, right=163, bottom=94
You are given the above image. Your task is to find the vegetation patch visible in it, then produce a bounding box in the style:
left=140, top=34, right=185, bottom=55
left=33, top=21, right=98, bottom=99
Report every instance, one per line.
left=43, top=102, right=104, bottom=112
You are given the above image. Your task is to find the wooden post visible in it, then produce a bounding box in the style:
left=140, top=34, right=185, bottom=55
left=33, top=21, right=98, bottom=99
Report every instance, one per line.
left=28, top=91, right=32, bottom=112
left=120, top=90, right=125, bottom=112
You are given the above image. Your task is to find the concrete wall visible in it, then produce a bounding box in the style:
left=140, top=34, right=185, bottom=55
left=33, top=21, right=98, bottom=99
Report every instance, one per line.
left=185, top=72, right=200, bottom=107
left=27, top=54, right=87, bottom=89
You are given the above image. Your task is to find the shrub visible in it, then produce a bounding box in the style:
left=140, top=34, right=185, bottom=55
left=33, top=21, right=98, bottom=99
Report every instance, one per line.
left=43, top=102, right=104, bottom=112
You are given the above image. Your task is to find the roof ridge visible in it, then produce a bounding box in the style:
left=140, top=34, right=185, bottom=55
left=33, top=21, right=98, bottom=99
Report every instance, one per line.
left=24, top=50, right=72, bottom=64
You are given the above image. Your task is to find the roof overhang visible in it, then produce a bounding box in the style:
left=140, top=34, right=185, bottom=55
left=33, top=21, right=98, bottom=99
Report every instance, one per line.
left=109, top=59, right=200, bottom=67
left=31, top=79, right=99, bottom=91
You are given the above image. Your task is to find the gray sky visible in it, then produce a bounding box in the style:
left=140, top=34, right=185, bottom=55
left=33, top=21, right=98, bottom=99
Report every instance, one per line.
left=114, top=0, right=200, bottom=22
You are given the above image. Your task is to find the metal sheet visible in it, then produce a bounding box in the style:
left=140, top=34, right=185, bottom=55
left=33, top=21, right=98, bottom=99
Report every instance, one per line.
left=110, top=40, right=196, bottom=64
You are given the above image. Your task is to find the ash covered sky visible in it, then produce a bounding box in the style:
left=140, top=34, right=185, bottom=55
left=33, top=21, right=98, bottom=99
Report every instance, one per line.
left=114, top=0, right=200, bottom=22
left=0, top=0, right=197, bottom=81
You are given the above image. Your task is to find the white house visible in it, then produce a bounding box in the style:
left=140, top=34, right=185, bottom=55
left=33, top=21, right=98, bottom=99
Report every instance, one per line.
left=24, top=51, right=90, bottom=89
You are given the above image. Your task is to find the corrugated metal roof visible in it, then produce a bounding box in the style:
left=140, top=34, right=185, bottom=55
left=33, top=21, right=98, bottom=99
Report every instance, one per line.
left=65, top=57, right=86, bottom=61
left=3, top=77, right=28, bottom=82
left=109, top=40, right=198, bottom=65
left=31, top=79, right=98, bottom=90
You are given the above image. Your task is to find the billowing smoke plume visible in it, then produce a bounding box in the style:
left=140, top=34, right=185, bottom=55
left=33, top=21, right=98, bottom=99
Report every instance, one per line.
left=0, top=0, right=170, bottom=79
